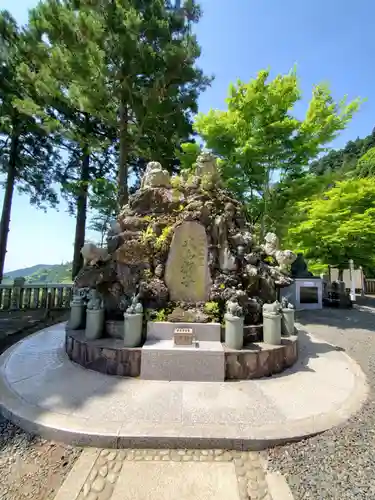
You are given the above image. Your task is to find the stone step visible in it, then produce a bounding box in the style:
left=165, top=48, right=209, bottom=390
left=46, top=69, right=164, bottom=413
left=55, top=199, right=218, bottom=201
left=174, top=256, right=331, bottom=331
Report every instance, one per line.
left=147, top=321, right=221, bottom=342
left=140, top=339, right=225, bottom=382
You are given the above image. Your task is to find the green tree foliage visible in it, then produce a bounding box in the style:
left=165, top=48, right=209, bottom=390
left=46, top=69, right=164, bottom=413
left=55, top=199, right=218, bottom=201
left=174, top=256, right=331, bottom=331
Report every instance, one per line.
left=0, top=11, right=60, bottom=283
left=193, top=68, right=360, bottom=234
left=266, top=171, right=338, bottom=239
left=286, top=178, right=375, bottom=271
left=356, top=147, right=375, bottom=177
left=309, top=127, right=375, bottom=175
left=175, top=141, right=201, bottom=171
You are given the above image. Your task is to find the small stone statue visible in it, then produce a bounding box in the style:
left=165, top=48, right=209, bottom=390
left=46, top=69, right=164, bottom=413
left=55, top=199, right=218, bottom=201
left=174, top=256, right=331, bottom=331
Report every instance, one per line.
left=226, top=298, right=243, bottom=318
left=219, top=243, right=237, bottom=273
left=126, top=294, right=143, bottom=314
left=87, top=289, right=103, bottom=310
left=281, top=296, right=294, bottom=309
left=81, top=243, right=109, bottom=267
left=119, top=294, right=129, bottom=312
left=141, top=161, right=171, bottom=189
left=107, top=220, right=123, bottom=254
left=263, top=232, right=279, bottom=257
left=71, top=288, right=87, bottom=305
left=109, top=220, right=122, bottom=235
left=154, top=264, right=164, bottom=279
left=275, top=250, right=297, bottom=271
left=262, top=300, right=281, bottom=315
left=195, top=152, right=218, bottom=177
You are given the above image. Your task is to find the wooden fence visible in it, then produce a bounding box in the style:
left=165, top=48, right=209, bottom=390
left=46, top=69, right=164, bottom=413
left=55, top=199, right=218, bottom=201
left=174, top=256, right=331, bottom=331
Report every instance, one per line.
left=0, top=283, right=73, bottom=311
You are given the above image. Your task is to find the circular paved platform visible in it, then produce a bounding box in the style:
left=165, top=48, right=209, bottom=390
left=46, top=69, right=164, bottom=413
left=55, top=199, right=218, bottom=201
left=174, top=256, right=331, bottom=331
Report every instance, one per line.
left=0, top=322, right=368, bottom=450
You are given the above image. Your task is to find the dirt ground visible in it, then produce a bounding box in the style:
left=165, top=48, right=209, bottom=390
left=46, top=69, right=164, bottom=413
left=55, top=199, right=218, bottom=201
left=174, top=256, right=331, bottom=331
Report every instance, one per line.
left=0, top=309, right=82, bottom=500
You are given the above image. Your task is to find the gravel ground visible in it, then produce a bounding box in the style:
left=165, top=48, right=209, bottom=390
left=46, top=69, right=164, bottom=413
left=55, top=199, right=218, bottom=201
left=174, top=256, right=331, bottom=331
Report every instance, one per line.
left=0, top=417, right=81, bottom=500
left=268, top=300, right=375, bottom=500
left=0, top=310, right=80, bottom=500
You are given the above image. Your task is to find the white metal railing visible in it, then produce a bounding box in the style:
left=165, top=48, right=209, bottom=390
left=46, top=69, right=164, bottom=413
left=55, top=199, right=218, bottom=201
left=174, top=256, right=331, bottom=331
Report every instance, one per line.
left=0, top=283, right=73, bottom=311
left=365, top=279, right=375, bottom=295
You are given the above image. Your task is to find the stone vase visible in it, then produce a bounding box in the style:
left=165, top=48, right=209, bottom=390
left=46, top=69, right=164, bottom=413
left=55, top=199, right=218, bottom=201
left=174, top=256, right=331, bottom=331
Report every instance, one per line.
left=124, top=313, right=143, bottom=347
left=69, top=303, right=86, bottom=330
left=263, top=312, right=281, bottom=345
left=224, top=313, right=244, bottom=350
left=85, top=309, right=104, bottom=340
left=281, top=308, right=295, bottom=336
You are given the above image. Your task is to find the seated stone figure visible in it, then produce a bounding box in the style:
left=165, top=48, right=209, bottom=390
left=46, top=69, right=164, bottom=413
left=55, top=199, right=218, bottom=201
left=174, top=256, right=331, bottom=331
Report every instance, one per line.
left=262, top=232, right=296, bottom=271
left=195, top=151, right=218, bottom=177
left=81, top=243, right=109, bottom=267
left=141, top=161, right=171, bottom=189
left=275, top=249, right=297, bottom=272
left=87, top=289, right=103, bottom=310
left=263, top=232, right=279, bottom=257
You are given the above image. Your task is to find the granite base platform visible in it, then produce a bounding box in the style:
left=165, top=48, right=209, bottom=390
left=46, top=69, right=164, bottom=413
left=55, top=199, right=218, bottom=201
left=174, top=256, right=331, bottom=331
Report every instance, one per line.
left=65, top=328, right=298, bottom=380
left=0, top=322, right=368, bottom=450
left=140, top=339, right=225, bottom=381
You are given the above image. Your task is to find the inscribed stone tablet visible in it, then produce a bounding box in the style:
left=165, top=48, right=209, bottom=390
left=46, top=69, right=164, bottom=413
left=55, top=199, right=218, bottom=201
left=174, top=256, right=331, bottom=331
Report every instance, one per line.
left=165, top=222, right=211, bottom=302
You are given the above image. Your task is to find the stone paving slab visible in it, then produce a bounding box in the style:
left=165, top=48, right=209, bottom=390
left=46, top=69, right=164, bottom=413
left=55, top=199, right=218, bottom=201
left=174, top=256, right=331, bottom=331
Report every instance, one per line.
left=0, top=322, right=369, bottom=450
left=53, top=448, right=272, bottom=500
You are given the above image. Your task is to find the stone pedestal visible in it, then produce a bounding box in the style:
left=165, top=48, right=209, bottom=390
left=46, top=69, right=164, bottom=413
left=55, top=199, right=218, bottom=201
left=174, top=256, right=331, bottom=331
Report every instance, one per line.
left=69, top=303, right=86, bottom=330
left=224, top=314, right=244, bottom=350
left=263, top=312, right=281, bottom=345
left=281, top=308, right=295, bottom=336
left=124, top=313, right=143, bottom=348
left=140, top=340, right=224, bottom=381
left=85, top=309, right=104, bottom=340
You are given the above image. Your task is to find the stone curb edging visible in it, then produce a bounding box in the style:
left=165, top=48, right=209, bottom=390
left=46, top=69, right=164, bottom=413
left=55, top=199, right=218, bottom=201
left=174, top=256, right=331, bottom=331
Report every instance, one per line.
left=265, top=472, right=294, bottom=500
left=0, top=326, right=369, bottom=451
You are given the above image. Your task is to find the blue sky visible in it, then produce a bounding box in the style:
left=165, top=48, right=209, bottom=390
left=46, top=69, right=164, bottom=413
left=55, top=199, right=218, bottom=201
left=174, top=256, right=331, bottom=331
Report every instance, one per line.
left=1, top=0, right=374, bottom=272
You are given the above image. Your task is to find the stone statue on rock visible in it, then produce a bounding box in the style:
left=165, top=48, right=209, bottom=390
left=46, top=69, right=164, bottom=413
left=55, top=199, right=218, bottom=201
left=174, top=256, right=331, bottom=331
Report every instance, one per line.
left=195, top=151, right=219, bottom=177
left=262, top=232, right=297, bottom=271
left=81, top=243, right=110, bottom=267
left=141, top=161, right=171, bottom=189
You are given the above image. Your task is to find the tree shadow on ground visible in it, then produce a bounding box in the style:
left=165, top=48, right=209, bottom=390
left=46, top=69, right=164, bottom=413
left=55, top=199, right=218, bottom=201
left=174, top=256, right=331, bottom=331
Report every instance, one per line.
left=259, top=328, right=347, bottom=381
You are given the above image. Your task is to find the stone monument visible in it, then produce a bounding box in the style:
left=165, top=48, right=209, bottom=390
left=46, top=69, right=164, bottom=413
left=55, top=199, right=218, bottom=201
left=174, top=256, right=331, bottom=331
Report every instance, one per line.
left=165, top=221, right=211, bottom=303
left=74, top=152, right=295, bottom=327
left=69, top=152, right=299, bottom=381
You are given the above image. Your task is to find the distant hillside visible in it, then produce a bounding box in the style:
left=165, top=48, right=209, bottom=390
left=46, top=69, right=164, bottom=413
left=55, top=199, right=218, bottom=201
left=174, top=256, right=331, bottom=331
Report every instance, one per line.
left=3, top=263, right=73, bottom=284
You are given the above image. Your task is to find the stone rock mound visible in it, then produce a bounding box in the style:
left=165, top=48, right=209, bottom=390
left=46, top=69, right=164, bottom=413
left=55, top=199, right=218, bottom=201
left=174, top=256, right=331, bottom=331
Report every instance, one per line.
left=74, top=154, right=294, bottom=324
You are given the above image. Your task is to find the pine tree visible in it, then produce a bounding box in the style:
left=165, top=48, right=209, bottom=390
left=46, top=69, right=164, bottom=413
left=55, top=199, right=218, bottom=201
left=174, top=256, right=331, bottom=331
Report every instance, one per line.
left=27, top=0, right=211, bottom=207
left=0, top=11, right=60, bottom=283
left=19, top=9, right=118, bottom=278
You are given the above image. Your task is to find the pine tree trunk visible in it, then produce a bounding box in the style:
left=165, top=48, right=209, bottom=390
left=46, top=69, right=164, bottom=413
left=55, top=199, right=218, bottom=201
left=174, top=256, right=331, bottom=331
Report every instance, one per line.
left=118, top=102, right=129, bottom=208
left=0, top=132, right=19, bottom=284
left=71, top=148, right=90, bottom=280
